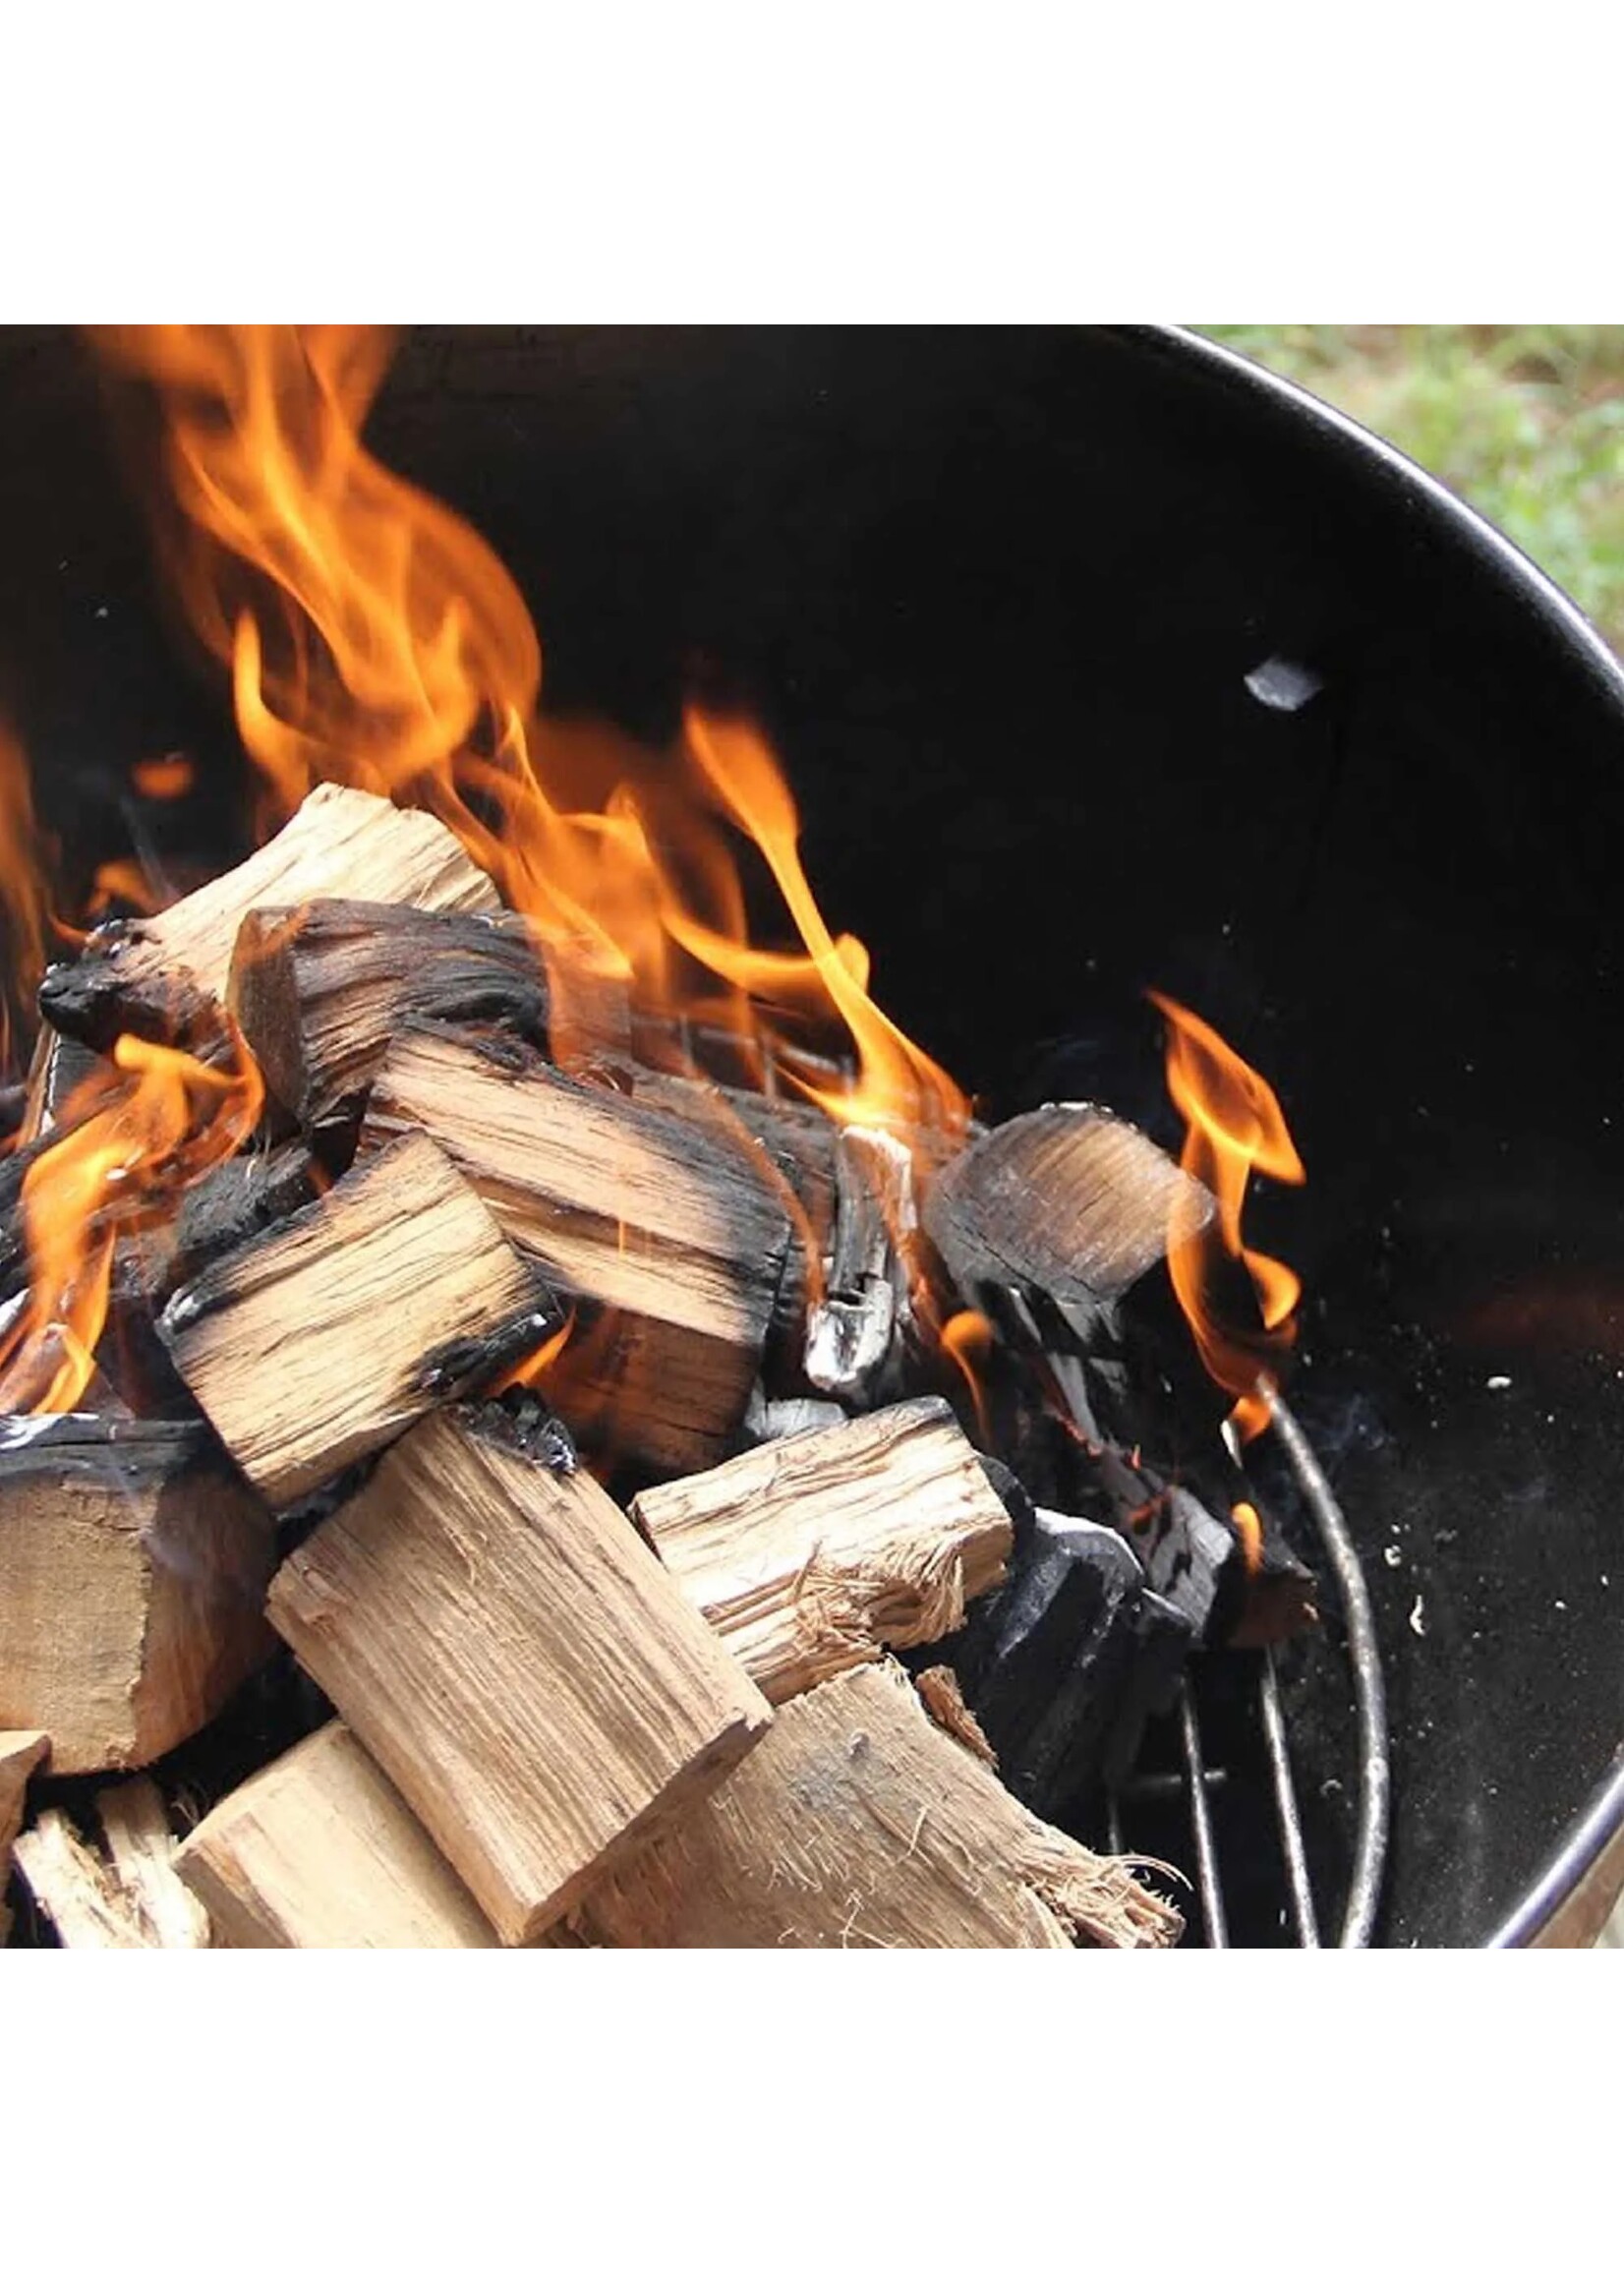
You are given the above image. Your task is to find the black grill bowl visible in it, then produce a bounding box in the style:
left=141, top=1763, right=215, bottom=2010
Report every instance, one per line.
left=2, top=324, right=1621, bottom=1945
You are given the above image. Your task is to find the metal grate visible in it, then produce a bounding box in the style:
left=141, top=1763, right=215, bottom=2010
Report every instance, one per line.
left=1104, top=1386, right=1390, bottom=1948
left=636, top=1017, right=1393, bottom=1948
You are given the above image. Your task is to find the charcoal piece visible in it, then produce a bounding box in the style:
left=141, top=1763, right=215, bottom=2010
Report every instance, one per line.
left=944, top=1506, right=1193, bottom=1817
left=1131, top=1480, right=1246, bottom=1642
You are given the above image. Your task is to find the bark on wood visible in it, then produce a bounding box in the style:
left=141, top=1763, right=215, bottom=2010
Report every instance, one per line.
left=914, top=1664, right=998, bottom=1767
left=159, top=1131, right=556, bottom=1506
left=95, top=1778, right=211, bottom=1948
left=12, top=1809, right=154, bottom=1948
left=633, top=1396, right=1012, bottom=1703
left=38, top=784, right=498, bottom=1052
left=924, top=1103, right=1214, bottom=1316
left=266, top=1405, right=774, bottom=1946
left=0, top=1418, right=275, bottom=1774
left=228, top=900, right=553, bottom=1142
left=0, top=1729, right=49, bottom=1943
left=175, top=1720, right=498, bottom=1949
left=364, top=1028, right=792, bottom=1474
left=571, top=1661, right=1181, bottom=1950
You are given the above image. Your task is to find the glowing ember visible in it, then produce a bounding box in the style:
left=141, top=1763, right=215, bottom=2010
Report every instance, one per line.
left=0, top=1024, right=263, bottom=1413
left=1148, top=990, right=1305, bottom=1443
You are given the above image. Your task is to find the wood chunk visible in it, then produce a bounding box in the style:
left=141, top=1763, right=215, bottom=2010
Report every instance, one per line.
left=0, top=1417, right=275, bottom=1774
left=127, top=1140, right=321, bottom=1311
left=923, top=1103, right=1214, bottom=1316
left=175, top=1721, right=498, bottom=1949
left=1, top=1730, right=49, bottom=1943
left=13, top=1809, right=153, bottom=1948
left=805, top=1127, right=914, bottom=1398
left=266, top=1406, right=774, bottom=1946
left=365, top=1028, right=793, bottom=1474
left=38, top=784, right=498, bottom=1050
left=633, top=1397, right=1012, bottom=1703
left=95, top=1778, right=211, bottom=1948
left=159, top=1131, right=555, bottom=1506
left=572, top=1662, right=1180, bottom=1949
left=229, top=901, right=552, bottom=1141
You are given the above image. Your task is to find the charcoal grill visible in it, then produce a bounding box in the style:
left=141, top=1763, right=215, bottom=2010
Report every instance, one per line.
left=3, top=323, right=1623, bottom=1945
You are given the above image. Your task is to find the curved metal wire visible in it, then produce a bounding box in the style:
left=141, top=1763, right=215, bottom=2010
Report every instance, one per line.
left=1260, top=1380, right=1390, bottom=1948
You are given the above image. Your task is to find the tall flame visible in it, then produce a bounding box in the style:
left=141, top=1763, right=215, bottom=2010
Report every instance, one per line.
left=0, top=1025, right=262, bottom=1412
left=93, top=324, right=965, bottom=1139
left=0, top=719, right=50, bottom=1079
left=1149, top=990, right=1305, bottom=1443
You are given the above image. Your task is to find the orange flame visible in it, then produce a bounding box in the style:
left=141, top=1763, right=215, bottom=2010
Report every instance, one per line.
left=0, top=721, right=51, bottom=1076
left=132, top=753, right=195, bottom=801
left=1148, top=991, right=1305, bottom=1443
left=93, top=325, right=965, bottom=1143
left=0, top=1025, right=263, bottom=1413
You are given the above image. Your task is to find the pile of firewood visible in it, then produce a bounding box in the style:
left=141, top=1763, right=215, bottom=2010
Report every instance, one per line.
left=0, top=783, right=1313, bottom=1949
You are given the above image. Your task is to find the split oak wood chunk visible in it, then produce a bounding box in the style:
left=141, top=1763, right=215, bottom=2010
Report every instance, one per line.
left=175, top=1721, right=497, bottom=1950
left=159, top=1131, right=554, bottom=1507
left=37, top=783, right=498, bottom=1051
left=365, top=1028, right=793, bottom=1474
left=0, top=1419, right=275, bottom=1774
left=923, top=1102, right=1215, bottom=1317
left=633, top=1397, right=1014, bottom=1703
left=1, top=1730, right=49, bottom=1942
left=228, top=901, right=553, bottom=1141
left=266, top=1407, right=773, bottom=1946
left=573, top=1661, right=1180, bottom=1950
left=13, top=1810, right=154, bottom=1949
left=95, top=1778, right=211, bottom=1949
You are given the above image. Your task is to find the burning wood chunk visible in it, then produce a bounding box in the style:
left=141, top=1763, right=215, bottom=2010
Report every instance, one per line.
left=0, top=1729, right=49, bottom=1943
left=228, top=901, right=553, bottom=1145
left=0, top=1417, right=275, bottom=1773
left=805, top=1127, right=916, bottom=1400
left=365, top=1028, right=793, bottom=1474
left=159, top=1131, right=556, bottom=1506
left=948, top=1504, right=1193, bottom=1817
left=632, top=1396, right=1012, bottom=1703
left=175, top=1720, right=498, bottom=1949
left=570, top=1661, right=1180, bottom=1949
left=12, top=1809, right=154, bottom=1948
left=38, top=784, right=498, bottom=1051
left=93, top=1778, right=210, bottom=1948
left=265, top=1404, right=774, bottom=1946
left=923, top=1103, right=1213, bottom=1317
left=128, top=1139, right=321, bottom=1311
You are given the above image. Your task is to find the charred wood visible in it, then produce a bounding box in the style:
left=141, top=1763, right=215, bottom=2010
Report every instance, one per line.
left=159, top=1131, right=557, bottom=1506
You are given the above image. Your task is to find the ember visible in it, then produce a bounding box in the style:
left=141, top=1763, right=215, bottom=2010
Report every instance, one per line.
left=1, top=324, right=1350, bottom=1952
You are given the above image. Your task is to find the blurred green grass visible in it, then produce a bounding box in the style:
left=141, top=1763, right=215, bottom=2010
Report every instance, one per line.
left=1202, top=327, right=1624, bottom=654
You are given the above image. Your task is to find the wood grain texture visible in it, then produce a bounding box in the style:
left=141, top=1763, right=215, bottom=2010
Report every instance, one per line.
left=365, top=1028, right=792, bottom=1472
left=176, top=1721, right=498, bottom=1949
left=633, top=1398, right=1012, bottom=1702
left=229, top=900, right=551, bottom=1137
left=38, top=784, right=498, bottom=1050
left=13, top=1809, right=153, bottom=1948
left=0, top=1441, right=275, bottom=1773
left=95, top=1778, right=210, bottom=1948
left=572, top=1661, right=1181, bottom=1950
left=923, top=1103, right=1213, bottom=1312
left=160, top=1131, right=552, bottom=1505
left=267, top=1408, right=773, bottom=1945
left=0, top=1729, right=49, bottom=1943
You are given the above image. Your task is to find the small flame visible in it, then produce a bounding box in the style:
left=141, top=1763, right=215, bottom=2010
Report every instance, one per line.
left=939, top=1308, right=995, bottom=1440
left=0, top=1024, right=262, bottom=1412
left=87, top=857, right=169, bottom=919
left=132, top=752, right=195, bottom=801
left=1149, top=991, right=1305, bottom=1443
